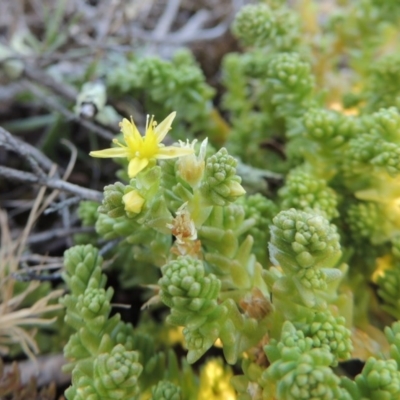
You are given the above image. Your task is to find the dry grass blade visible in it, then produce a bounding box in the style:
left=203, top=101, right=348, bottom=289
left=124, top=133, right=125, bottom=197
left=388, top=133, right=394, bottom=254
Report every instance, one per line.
left=0, top=203, right=63, bottom=360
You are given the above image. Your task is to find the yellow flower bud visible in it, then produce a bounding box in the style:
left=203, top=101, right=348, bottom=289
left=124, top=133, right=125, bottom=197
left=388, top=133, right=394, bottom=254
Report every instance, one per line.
left=122, top=190, right=145, bottom=214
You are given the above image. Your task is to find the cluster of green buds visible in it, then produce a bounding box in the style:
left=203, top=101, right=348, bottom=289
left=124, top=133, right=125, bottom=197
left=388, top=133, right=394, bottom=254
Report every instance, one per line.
left=261, top=321, right=352, bottom=400
left=279, top=167, right=339, bottom=221
left=61, top=245, right=142, bottom=399
left=268, top=209, right=343, bottom=309
left=232, top=3, right=300, bottom=51
left=106, top=49, right=225, bottom=142
left=159, top=256, right=225, bottom=363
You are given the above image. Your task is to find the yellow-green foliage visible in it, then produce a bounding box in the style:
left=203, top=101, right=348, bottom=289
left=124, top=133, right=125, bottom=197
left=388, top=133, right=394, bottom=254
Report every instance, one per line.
left=66, top=1, right=400, bottom=399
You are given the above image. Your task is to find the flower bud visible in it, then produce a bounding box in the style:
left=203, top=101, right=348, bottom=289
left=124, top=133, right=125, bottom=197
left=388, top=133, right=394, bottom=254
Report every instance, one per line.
left=178, top=138, right=208, bottom=188
left=122, top=190, right=145, bottom=214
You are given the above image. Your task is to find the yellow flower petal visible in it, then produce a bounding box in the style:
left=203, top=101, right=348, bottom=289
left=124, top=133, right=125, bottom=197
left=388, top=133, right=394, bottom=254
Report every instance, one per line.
left=128, top=157, right=149, bottom=178
left=89, top=147, right=129, bottom=158
left=90, top=111, right=191, bottom=177
left=154, top=112, right=176, bottom=142
left=120, top=118, right=142, bottom=150
left=122, top=190, right=145, bottom=214
left=156, top=146, right=194, bottom=159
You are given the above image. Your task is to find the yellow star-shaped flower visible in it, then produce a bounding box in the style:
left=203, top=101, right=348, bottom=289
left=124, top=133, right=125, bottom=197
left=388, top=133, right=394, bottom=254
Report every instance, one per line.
left=90, top=112, right=194, bottom=178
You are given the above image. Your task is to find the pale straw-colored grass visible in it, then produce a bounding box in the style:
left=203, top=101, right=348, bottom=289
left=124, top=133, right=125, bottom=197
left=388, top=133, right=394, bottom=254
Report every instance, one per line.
left=0, top=176, right=64, bottom=359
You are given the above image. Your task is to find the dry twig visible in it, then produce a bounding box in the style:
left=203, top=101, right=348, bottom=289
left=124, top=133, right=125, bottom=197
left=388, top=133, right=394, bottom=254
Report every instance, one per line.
left=0, top=126, right=56, bottom=172
left=0, top=165, right=103, bottom=202
left=0, top=126, right=103, bottom=202
left=132, top=0, right=245, bottom=48
left=26, top=226, right=95, bottom=245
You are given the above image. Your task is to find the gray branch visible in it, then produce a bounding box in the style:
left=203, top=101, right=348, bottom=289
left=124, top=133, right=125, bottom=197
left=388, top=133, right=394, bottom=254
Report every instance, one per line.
left=26, top=226, right=95, bottom=245
left=0, top=166, right=103, bottom=202
left=0, top=126, right=56, bottom=172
